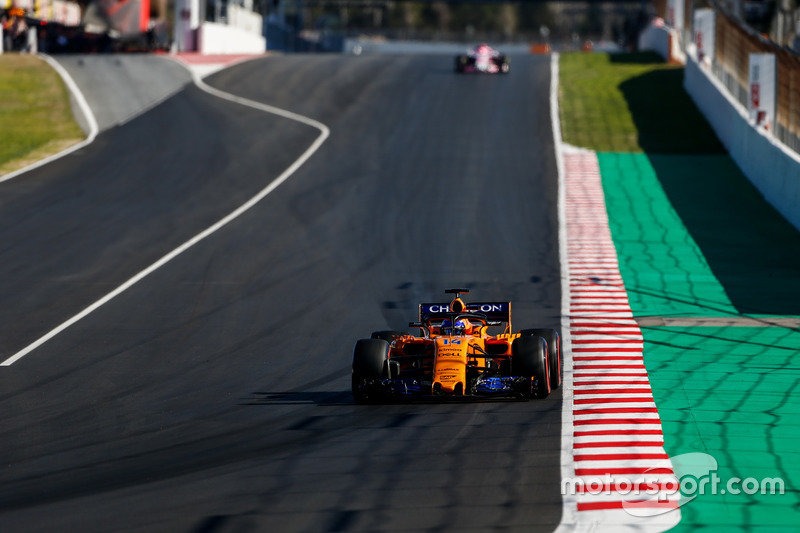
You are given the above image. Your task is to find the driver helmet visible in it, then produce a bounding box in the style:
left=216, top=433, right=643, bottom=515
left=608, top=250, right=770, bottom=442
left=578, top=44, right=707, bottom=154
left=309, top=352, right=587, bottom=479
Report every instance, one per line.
left=454, top=318, right=472, bottom=335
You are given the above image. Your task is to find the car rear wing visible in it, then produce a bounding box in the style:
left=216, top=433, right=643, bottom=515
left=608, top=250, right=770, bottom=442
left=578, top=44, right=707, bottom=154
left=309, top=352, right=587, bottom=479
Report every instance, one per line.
left=417, top=302, right=512, bottom=333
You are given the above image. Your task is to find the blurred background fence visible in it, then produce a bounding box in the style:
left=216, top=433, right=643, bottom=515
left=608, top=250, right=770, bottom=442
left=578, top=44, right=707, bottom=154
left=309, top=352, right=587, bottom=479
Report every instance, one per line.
left=653, top=0, right=800, bottom=153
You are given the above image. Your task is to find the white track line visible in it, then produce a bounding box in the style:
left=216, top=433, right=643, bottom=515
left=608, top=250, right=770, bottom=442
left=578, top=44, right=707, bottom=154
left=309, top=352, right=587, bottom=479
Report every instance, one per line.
left=1, top=61, right=330, bottom=366
left=551, top=52, right=580, bottom=533
left=0, top=54, right=99, bottom=184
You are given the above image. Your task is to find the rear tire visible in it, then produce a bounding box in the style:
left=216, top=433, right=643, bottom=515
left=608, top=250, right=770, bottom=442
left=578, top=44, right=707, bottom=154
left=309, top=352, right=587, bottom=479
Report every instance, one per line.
left=352, top=339, right=390, bottom=403
left=512, top=335, right=550, bottom=398
left=520, top=328, right=561, bottom=390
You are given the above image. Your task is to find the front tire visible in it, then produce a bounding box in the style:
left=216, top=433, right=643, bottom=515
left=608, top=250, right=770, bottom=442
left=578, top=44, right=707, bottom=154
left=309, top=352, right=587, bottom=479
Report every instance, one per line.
left=512, top=335, right=550, bottom=398
left=352, top=339, right=390, bottom=403
left=495, top=55, right=510, bottom=73
left=520, top=329, right=561, bottom=390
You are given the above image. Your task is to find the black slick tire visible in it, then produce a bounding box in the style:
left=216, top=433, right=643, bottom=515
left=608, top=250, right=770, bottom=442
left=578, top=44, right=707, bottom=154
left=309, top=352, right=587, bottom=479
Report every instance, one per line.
left=512, top=335, right=550, bottom=399
left=352, top=339, right=390, bottom=404
left=520, top=328, right=561, bottom=390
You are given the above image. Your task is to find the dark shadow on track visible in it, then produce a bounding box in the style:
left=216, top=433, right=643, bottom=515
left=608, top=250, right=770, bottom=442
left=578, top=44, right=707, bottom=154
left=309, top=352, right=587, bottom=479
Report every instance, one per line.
left=617, top=61, right=725, bottom=155
left=647, top=153, right=800, bottom=315
left=241, top=391, right=354, bottom=406
left=619, top=62, right=800, bottom=315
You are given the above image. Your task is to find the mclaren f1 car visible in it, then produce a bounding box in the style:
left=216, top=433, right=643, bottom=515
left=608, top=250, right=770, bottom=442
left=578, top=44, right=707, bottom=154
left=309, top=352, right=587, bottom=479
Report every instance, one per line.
left=454, top=43, right=510, bottom=74
left=351, top=289, right=561, bottom=402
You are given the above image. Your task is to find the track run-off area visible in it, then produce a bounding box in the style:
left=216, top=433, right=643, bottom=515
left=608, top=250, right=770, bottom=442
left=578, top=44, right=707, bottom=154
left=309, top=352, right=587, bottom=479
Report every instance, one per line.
left=0, top=50, right=798, bottom=532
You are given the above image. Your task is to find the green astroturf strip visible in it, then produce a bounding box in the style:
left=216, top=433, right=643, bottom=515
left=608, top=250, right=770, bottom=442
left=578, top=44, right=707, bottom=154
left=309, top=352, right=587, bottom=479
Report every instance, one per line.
left=598, top=151, right=800, bottom=317
left=644, top=327, right=800, bottom=532
left=596, top=152, right=800, bottom=531
left=596, top=152, right=738, bottom=317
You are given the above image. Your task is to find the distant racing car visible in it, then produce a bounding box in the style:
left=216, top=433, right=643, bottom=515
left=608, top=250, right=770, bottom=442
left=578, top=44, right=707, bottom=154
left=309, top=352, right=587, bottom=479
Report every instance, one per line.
left=351, top=289, right=560, bottom=402
left=455, top=43, right=510, bottom=74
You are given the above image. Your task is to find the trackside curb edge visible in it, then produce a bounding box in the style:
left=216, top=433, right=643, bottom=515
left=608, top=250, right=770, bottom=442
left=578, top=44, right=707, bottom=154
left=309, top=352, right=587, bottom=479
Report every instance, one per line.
left=551, top=52, right=580, bottom=533
left=550, top=53, right=682, bottom=532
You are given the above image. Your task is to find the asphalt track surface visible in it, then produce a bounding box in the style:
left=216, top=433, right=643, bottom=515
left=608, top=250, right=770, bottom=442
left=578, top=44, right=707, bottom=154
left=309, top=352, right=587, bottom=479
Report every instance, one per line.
left=0, top=54, right=562, bottom=532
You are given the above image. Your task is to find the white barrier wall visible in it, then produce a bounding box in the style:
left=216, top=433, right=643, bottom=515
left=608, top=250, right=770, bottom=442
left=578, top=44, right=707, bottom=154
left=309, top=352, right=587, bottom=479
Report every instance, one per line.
left=227, top=4, right=262, bottom=35
left=198, top=22, right=266, bottom=54
left=638, top=19, right=685, bottom=64
left=175, top=0, right=265, bottom=53
left=638, top=22, right=671, bottom=60
left=684, top=44, right=800, bottom=230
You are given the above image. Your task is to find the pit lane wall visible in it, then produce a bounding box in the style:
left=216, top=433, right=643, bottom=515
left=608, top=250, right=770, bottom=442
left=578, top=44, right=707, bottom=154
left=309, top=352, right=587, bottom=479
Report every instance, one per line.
left=682, top=43, right=800, bottom=232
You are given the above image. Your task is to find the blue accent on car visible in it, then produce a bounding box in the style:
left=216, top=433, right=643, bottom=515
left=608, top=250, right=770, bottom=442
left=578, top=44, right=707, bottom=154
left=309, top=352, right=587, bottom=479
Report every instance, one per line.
left=475, top=376, right=516, bottom=393
left=385, top=379, right=422, bottom=396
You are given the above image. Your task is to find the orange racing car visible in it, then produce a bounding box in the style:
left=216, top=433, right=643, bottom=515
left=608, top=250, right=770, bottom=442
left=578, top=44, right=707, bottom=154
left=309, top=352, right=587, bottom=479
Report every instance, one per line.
left=351, top=289, right=561, bottom=402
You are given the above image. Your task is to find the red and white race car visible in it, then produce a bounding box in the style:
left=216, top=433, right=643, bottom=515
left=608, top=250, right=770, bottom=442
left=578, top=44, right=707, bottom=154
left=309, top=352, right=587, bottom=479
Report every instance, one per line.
left=455, top=43, right=510, bottom=74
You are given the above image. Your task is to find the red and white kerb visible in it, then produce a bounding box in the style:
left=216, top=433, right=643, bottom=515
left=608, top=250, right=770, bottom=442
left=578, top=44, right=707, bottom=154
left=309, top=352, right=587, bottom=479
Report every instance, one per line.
left=563, top=150, right=681, bottom=528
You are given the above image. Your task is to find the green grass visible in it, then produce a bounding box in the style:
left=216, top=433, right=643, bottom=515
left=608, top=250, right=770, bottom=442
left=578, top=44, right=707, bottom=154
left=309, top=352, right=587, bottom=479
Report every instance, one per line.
left=558, top=52, right=725, bottom=154
left=0, top=54, right=83, bottom=174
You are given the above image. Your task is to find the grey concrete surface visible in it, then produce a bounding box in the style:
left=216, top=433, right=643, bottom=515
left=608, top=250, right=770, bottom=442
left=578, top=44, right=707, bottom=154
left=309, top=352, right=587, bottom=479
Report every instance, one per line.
left=54, top=54, right=192, bottom=133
